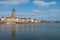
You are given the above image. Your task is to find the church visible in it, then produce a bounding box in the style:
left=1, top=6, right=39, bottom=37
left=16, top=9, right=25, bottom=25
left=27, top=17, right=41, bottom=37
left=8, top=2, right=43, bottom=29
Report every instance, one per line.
left=1, top=9, right=18, bottom=23
left=1, top=9, right=35, bottom=24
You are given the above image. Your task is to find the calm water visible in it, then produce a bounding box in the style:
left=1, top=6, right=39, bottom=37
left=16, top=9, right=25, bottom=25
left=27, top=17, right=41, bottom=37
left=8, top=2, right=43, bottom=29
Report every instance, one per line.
left=0, top=23, right=60, bottom=40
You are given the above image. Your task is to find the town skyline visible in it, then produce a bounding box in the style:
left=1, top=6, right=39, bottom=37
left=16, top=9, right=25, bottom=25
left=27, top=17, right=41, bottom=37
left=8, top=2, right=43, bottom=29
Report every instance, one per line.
left=0, top=0, right=60, bottom=21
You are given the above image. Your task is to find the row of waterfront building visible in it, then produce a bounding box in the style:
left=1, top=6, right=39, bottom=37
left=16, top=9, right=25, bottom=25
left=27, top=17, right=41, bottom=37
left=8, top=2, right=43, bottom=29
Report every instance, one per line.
left=0, top=9, right=40, bottom=24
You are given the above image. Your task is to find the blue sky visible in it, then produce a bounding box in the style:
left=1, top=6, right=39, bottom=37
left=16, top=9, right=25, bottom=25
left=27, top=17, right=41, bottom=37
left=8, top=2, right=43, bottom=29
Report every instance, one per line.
left=0, top=0, right=60, bottom=21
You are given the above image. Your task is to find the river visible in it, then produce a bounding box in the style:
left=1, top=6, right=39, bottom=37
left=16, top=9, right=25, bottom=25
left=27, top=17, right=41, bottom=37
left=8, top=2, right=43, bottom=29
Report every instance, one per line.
left=0, top=23, right=60, bottom=40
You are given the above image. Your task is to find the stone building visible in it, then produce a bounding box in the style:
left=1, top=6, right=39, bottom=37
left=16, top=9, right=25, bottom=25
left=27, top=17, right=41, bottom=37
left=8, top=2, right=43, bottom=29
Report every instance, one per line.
left=1, top=9, right=39, bottom=24
left=18, top=18, right=34, bottom=23
left=1, top=9, right=18, bottom=23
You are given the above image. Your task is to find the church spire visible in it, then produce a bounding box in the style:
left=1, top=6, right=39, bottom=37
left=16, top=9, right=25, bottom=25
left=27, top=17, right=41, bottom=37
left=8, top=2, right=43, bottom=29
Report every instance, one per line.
left=12, top=9, right=16, bottom=17
left=13, top=9, right=15, bottom=12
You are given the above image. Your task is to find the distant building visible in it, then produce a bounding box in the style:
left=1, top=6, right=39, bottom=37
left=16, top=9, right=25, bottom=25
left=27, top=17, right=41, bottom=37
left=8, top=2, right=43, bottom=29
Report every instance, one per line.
left=1, top=9, right=36, bottom=23
left=18, top=18, right=34, bottom=23
left=1, top=9, right=18, bottom=23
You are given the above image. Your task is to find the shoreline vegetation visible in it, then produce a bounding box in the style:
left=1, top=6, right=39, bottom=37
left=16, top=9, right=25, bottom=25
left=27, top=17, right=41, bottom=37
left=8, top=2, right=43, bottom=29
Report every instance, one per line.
left=41, top=20, right=60, bottom=23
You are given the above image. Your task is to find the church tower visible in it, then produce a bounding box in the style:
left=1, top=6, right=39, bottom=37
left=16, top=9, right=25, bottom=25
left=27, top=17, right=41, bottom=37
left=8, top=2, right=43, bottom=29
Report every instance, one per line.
left=12, top=9, right=16, bottom=17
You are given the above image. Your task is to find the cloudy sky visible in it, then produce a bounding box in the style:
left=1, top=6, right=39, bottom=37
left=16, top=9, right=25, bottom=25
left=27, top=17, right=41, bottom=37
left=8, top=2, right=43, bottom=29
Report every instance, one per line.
left=0, top=0, right=60, bottom=21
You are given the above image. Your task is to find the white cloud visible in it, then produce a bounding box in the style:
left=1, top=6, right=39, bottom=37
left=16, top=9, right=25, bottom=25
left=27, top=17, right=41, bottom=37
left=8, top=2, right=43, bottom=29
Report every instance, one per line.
left=47, top=9, right=60, bottom=13
left=33, top=0, right=56, bottom=7
left=32, top=9, right=60, bottom=13
left=0, top=12, right=36, bottom=17
left=32, top=9, right=46, bottom=13
left=0, top=12, right=11, bottom=16
left=33, top=10, right=41, bottom=13
left=0, top=12, right=11, bottom=14
left=0, top=0, right=29, bottom=6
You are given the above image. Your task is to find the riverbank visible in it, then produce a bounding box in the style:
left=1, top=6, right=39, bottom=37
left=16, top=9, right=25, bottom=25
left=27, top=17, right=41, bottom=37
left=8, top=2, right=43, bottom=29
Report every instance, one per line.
left=0, top=21, right=40, bottom=24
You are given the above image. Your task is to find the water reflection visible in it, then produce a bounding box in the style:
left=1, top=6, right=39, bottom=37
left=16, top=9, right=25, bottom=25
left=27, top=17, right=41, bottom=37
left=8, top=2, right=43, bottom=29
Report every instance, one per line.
left=0, top=23, right=60, bottom=40
left=16, top=24, right=40, bottom=32
left=0, top=24, right=17, bottom=40
left=12, top=24, right=16, bottom=40
left=1, top=24, right=40, bottom=32
left=1, top=24, right=12, bottom=32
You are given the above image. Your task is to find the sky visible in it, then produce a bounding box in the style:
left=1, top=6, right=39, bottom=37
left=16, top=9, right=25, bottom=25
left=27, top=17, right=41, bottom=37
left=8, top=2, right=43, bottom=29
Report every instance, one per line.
left=0, top=0, right=60, bottom=21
